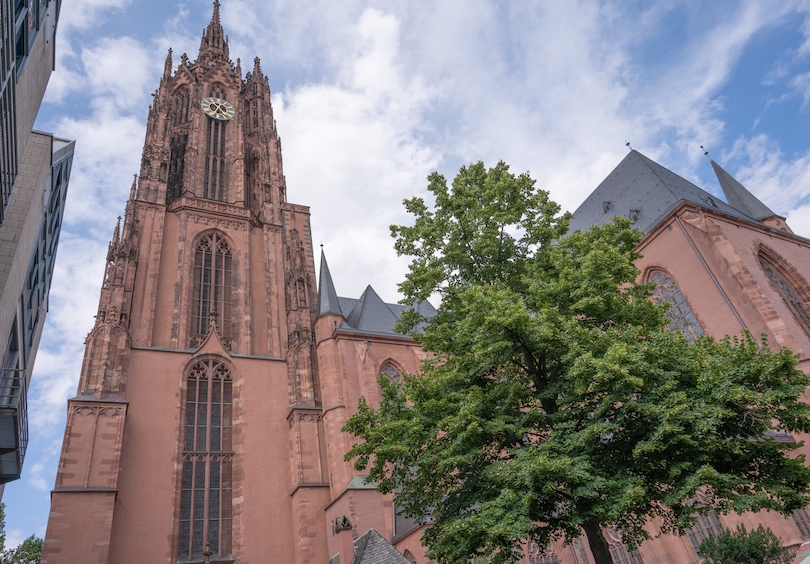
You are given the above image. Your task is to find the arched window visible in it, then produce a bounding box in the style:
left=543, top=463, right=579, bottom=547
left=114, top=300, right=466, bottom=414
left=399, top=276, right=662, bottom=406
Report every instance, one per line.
left=526, top=541, right=561, bottom=564
left=605, top=528, right=644, bottom=564
left=244, top=148, right=259, bottom=206
left=167, top=133, right=188, bottom=204
left=203, top=86, right=228, bottom=201
left=179, top=358, right=233, bottom=561
left=686, top=511, right=723, bottom=558
left=191, top=233, right=232, bottom=347
left=649, top=270, right=704, bottom=341
left=759, top=253, right=810, bottom=338
left=203, top=117, right=227, bottom=201
left=380, top=362, right=402, bottom=385
left=172, top=89, right=190, bottom=125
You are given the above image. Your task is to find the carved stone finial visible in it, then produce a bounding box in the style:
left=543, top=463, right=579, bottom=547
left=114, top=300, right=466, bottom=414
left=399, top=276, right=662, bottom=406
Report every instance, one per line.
left=163, top=48, right=173, bottom=80
left=208, top=309, right=219, bottom=334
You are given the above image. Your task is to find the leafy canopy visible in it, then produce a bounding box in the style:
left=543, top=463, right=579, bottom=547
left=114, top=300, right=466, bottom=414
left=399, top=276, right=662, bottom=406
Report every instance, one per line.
left=344, top=161, right=810, bottom=564
left=698, top=524, right=792, bottom=564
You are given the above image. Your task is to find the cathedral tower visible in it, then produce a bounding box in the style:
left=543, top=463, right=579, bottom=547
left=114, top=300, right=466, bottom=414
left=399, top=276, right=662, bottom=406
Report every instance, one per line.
left=42, top=3, right=329, bottom=562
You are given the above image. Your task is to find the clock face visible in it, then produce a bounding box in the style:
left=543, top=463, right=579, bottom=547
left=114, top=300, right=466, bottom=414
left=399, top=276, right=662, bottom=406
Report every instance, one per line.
left=201, top=97, right=235, bottom=121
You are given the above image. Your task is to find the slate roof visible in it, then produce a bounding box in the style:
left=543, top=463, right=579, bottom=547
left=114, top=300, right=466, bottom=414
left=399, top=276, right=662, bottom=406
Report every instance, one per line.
left=709, top=158, right=777, bottom=220
left=317, top=250, right=342, bottom=317
left=569, top=150, right=762, bottom=235
left=351, top=529, right=411, bottom=564
left=316, top=253, right=437, bottom=336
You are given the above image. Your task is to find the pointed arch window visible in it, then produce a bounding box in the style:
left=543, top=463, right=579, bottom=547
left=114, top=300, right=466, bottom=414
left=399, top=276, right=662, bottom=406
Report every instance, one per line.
left=191, top=233, right=232, bottom=347
left=179, top=358, right=233, bottom=562
left=203, top=87, right=228, bottom=202
left=759, top=253, right=810, bottom=338
left=526, top=541, right=561, bottom=564
left=244, top=148, right=259, bottom=208
left=203, top=117, right=227, bottom=201
left=167, top=133, right=188, bottom=204
left=686, top=511, right=723, bottom=557
left=649, top=270, right=704, bottom=341
left=173, top=89, right=190, bottom=125
left=380, top=362, right=402, bottom=386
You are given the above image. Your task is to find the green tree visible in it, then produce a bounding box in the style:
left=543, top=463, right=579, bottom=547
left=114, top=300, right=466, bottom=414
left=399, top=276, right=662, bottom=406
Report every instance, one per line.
left=2, top=536, right=43, bottom=564
left=343, top=161, right=810, bottom=564
left=698, top=524, right=791, bottom=564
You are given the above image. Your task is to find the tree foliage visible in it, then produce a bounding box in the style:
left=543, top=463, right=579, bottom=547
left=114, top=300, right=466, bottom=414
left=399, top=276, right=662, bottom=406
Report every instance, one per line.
left=698, top=524, right=792, bottom=564
left=343, top=161, right=810, bottom=564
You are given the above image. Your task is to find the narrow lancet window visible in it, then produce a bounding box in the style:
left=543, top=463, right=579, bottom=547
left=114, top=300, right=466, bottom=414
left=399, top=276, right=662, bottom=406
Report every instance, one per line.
left=203, top=89, right=227, bottom=201
left=167, top=133, right=188, bottom=204
left=191, top=233, right=232, bottom=347
left=173, top=90, right=190, bottom=125
left=649, top=270, right=704, bottom=340
left=759, top=253, right=810, bottom=338
left=179, top=358, right=233, bottom=562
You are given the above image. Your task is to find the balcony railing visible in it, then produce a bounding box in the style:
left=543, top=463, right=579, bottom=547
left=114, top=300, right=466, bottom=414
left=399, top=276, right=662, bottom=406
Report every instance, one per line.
left=0, top=367, right=27, bottom=484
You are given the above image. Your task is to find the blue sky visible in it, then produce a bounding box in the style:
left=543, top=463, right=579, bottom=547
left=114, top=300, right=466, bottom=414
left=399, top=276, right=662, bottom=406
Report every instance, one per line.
left=5, top=0, right=810, bottom=547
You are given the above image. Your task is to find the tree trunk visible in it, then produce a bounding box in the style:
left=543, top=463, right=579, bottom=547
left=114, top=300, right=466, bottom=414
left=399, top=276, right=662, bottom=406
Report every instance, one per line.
left=582, top=518, right=614, bottom=564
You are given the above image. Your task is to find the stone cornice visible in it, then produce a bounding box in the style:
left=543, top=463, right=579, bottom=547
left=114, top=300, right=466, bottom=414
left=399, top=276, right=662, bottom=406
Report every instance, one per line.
left=638, top=202, right=810, bottom=253
left=168, top=196, right=252, bottom=221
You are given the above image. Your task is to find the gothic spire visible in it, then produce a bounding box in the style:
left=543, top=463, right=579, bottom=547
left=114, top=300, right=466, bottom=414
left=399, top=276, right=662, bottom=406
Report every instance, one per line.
left=198, top=0, right=228, bottom=63
left=163, top=48, right=173, bottom=81
left=317, top=250, right=342, bottom=317
left=112, top=216, right=121, bottom=244
left=210, top=0, right=221, bottom=27
left=708, top=158, right=776, bottom=221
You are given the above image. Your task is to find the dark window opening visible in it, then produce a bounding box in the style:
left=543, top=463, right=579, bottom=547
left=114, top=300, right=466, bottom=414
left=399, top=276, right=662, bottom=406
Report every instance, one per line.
left=191, top=233, right=232, bottom=347
left=649, top=270, right=704, bottom=340
left=179, top=359, right=233, bottom=562
left=167, top=134, right=188, bottom=204
left=203, top=118, right=226, bottom=201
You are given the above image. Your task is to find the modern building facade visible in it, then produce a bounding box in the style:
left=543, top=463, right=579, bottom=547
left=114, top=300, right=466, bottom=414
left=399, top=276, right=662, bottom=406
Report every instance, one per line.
left=39, top=3, right=810, bottom=563
left=0, top=0, right=73, bottom=493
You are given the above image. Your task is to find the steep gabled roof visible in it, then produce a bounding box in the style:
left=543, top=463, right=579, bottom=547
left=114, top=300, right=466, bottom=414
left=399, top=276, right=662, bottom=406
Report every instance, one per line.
left=345, top=286, right=399, bottom=333
left=569, top=150, right=756, bottom=234
left=709, top=158, right=777, bottom=220
left=351, top=529, right=411, bottom=564
left=317, top=250, right=343, bottom=317
left=334, top=293, right=436, bottom=337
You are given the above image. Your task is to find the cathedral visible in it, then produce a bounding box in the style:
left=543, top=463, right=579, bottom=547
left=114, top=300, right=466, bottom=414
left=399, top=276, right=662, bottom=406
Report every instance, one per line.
left=40, top=3, right=810, bottom=564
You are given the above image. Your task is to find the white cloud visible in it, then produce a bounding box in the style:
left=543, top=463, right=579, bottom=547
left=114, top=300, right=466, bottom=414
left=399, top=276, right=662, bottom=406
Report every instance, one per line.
left=723, top=133, right=810, bottom=237
left=29, top=234, right=107, bottom=430
left=25, top=463, right=49, bottom=492
left=274, top=8, right=438, bottom=299
left=81, top=37, right=153, bottom=109
left=58, top=0, right=132, bottom=33
left=4, top=528, right=27, bottom=550
left=48, top=108, right=145, bottom=228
